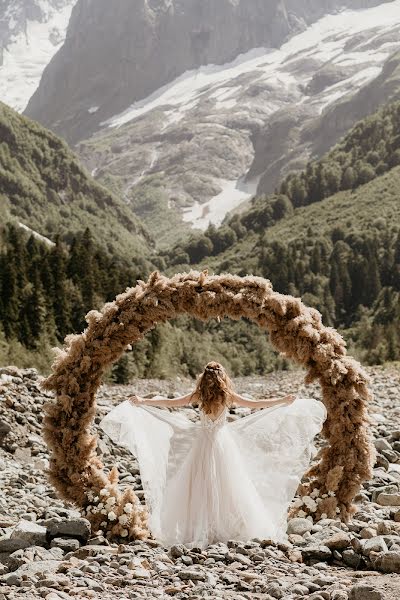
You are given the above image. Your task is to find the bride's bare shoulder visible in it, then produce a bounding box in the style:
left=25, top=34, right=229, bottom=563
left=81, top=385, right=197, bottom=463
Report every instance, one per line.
left=189, top=390, right=200, bottom=404
left=228, top=391, right=240, bottom=407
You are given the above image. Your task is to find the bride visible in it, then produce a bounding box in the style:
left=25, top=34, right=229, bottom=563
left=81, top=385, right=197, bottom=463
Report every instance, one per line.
left=100, top=361, right=327, bottom=549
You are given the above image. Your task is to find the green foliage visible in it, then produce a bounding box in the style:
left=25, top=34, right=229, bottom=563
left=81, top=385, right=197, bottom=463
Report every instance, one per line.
left=0, top=223, right=149, bottom=358
left=166, top=101, right=400, bottom=264
left=0, top=223, right=291, bottom=377
left=0, top=102, right=152, bottom=260
left=105, top=317, right=293, bottom=381
left=160, top=101, right=400, bottom=364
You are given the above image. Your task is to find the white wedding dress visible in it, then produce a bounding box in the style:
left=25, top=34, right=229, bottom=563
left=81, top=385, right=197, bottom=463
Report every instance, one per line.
left=100, top=396, right=327, bottom=549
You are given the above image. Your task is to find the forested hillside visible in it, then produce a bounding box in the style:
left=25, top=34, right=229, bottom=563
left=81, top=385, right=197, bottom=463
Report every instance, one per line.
left=0, top=102, right=152, bottom=259
left=164, top=102, right=400, bottom=365
left=1, top=100, right=399, bottom=376
left=0, top=218, right=287, bottom=378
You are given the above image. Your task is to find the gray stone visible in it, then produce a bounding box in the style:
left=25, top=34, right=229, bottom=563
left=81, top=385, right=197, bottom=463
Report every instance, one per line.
left=342, top=549, right=363, bottom=569
left=301, top=545, right=332, bottom=561
left=178, top=569, right=206, bottom=581
left=363, top=536, right=388, bottom=556
left=331, top=592, right=348, bottom=600
left=264, top=582, right=285, bottom=599
left=10, top=519, right=47, bottom=547
left=372, top=485, right=398, bottom=503
left=349, top=585, right=383, bottom=600
left=50, top=537, right=80, bottom=552
left=291, top=583, right=309, bottom=595
left=0, top=559, right=60, bottom=585
left=130, top=567, right=151, bottom=579
left=377, top=493, right=400, bottom=506
left=0, top=420, right=11, bottom=437
left=45, top=518, right=91, bottom=542
left=375, top=438, right=393, bottom=452
left=170, top=544, right=186, bottom=558
left=7, top=546, right=55, bottom=571
left=0, top=535, right=30, bottom=553
left=287, top=518, right=313, bottom=536
left=375, top=550, right=400, bottom=573
left=323, top=531, right=351, bottom=550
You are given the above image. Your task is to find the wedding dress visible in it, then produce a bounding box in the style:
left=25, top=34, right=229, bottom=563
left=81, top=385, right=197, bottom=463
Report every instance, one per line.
left=100, top=396, right=327, bottom=549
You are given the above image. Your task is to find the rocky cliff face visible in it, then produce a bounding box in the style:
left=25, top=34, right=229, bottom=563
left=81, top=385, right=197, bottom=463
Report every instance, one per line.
left=74, top=3, right=400, bottom=244
left=0, top=0, right=76, bottom=111
left=24, top=0, right=388, bottom=143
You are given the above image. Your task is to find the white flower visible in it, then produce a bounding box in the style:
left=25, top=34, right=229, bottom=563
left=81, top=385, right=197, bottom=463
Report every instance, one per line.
left=124, top=503, right=133, bottom=514
left=306, top=515, right=313, bottom=522
left=93, top=496, right=99, bottom=503
left=297, top=510, right=306, bottom=518
left=108, top=511, right=117, bottom=521
left=87, top=491, right=94, bottom=502
left=320, top=513, right=328, bottom=519
left=310, top=488, right=320, bottom=499
left=336, top=507, right=341, bottom=514
left=121, top=529, right=129, bottom=537
left=292, top=498, right=303, bottom=508
left=98, top=503, right=104, bottom=509
left=96, top=530, right=103, bottom=536
left=316, top=498, right=322, bottom=504
left=119, top=515, right=129, bottom=525
left=106, top=497, right=116, bottom=507
left=328, top=491, right=335, bottom=497
left=321, top=494, right=328, bottom=499
left=101, top=509, right=107, bottom=515
left=100, top=488, right=110, bottom=497
left=101, top=522, right=107, bottom=528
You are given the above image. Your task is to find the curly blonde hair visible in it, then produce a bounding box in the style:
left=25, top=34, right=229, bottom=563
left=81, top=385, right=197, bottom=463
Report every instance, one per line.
left=192, top=361, right=234, bottom=415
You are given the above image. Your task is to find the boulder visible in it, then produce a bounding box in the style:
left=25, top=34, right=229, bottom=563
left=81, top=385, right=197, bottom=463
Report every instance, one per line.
left=45, top=518, right=91, bottom=543
left=323, top=531, right=352, bottom=550
left=10, top=519, right=47, bottom=547
left=287, top=518, right=313, bottom=536
left=301, top=545, right=332, bottom=561
left=377, top=493, right=400, bottom=507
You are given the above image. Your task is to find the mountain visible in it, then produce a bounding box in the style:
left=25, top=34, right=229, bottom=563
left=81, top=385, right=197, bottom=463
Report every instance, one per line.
left=0, top=102, right=152, bottom=260
left=301, top=49, right=400, bottom=159
left=0, top=0, right=77, bottom=111
left=160, top=100, right=400, bottom=363
left=70, top=2, right=400, bottom=247
left=24, top=0, right=390, bottom=144
left=250, top=48, right=400, bottom=196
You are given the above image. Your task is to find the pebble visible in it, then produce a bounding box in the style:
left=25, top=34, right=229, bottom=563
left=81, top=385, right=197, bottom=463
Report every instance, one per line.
left=1, top=366, right=400, bottom=598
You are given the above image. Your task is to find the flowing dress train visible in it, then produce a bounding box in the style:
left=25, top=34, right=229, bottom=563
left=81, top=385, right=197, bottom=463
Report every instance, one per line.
left=100, top=396, right=327, bottom=549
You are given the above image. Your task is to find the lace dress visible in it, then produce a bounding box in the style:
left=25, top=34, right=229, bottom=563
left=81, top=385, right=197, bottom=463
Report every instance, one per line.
left=100, top=396, right=327, bottom=549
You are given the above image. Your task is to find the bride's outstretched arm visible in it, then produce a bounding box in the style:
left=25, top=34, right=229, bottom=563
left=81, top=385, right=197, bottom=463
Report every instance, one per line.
left=128, top=391, right=198, bottom=408
left=230, top=392, right=295, bottom=409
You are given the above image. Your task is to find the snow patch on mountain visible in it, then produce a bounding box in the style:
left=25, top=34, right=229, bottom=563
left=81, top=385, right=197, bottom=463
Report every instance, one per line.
left=97, top=1, right=400, bottom=231
left=182, top=178, right=259, bottom=230
left=18, top=222, right=55, bottom=247
left=0, top=1, right=76, bottom=112
left=105, top=1, right=400, bottom=131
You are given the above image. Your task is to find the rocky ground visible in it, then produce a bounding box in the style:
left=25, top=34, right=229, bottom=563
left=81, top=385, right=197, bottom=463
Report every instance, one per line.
left=0, top=363, right=400, bottom=600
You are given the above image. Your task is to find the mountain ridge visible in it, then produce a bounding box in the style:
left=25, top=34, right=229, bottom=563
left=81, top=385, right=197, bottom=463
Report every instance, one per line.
left=24, top=0, right=391, bottom=143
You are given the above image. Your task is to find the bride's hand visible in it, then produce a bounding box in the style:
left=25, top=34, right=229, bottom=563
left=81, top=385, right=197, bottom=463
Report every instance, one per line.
left=284, top=394, right=296, bottom=405
left=128, top=394, right=143, bottom=406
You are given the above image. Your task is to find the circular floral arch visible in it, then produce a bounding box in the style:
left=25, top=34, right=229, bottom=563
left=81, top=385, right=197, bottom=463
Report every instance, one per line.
left=41, top=270, right=375, bottom=540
